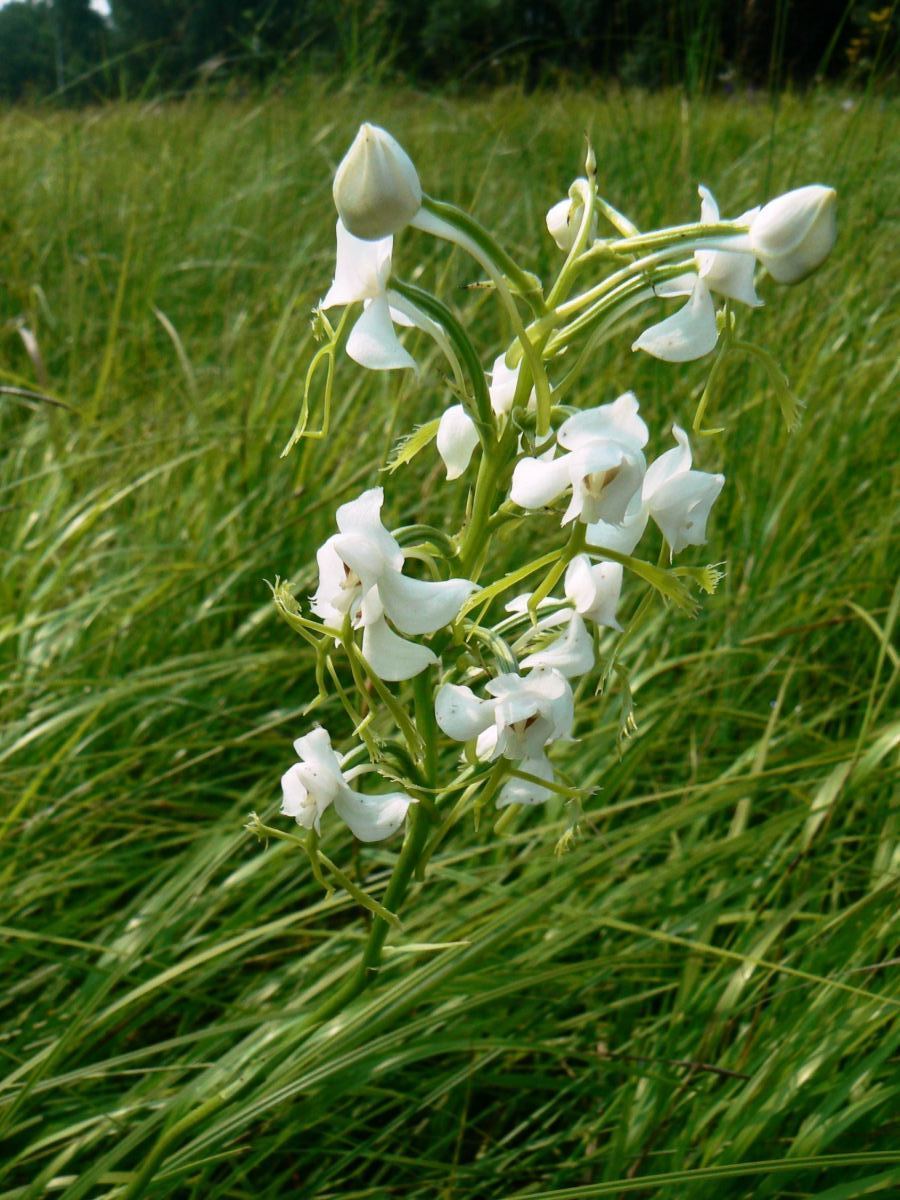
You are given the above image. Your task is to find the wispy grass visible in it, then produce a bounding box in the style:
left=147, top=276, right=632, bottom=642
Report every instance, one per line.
left=1, top=80, right=898, bottom=1196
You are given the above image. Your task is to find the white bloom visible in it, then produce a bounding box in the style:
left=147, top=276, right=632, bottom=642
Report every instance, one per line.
left=435, top=668, right=575, bottom=806
left=311, top=487, right=477, bottom=681
left=322, top=220, right=442, bottom=371
left=332, top=123, right=422, bottom=241
left=587, top=424, right=723, bottom=557
left=510, top=392, right=648, bottom=526
left=546, top=178, right=597, bottom=251
left=749, top=185, right=837, bottom=284
left=633, top=185, right=760, bottom=364
left=640, top=424, right=724, bottom=554
left=488, top=352, right=535, bottom=417
left=563, top=555, right=624, bottom=630
left=281, top=727, right=413, bottom=841
left=437, top=404, right=479, bottom=480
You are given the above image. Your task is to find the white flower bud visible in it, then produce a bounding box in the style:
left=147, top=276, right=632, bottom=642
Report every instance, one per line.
left=545, top=179, right=596, bottom=252
left=332, top=123, right=422, bottom=241
left=749, top=185, right=837, bottom=284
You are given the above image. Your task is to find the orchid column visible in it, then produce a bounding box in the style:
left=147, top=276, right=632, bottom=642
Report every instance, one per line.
left=251, top=122, right=837, bottom=1024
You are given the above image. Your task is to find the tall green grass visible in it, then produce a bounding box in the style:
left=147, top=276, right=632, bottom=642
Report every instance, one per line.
left=1, top=80, right=898, bottom=1196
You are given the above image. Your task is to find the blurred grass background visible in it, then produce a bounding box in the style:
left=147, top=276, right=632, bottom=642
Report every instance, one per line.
left=1, top=80, right=898, bottom=1196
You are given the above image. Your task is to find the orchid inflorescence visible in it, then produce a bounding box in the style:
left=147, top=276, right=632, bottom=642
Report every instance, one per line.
left=257, top=122, right=836, bottom=957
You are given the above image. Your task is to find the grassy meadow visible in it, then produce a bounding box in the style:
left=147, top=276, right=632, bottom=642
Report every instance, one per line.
left=1, top=80, right=899, bottom=1196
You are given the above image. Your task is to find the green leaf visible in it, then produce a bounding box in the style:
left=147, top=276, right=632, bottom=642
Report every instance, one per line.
left=383, top=418, right=441, bottom=474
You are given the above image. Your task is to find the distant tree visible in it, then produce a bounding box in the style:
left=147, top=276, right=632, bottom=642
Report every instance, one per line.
left=0, top=3, right=55, bottom=100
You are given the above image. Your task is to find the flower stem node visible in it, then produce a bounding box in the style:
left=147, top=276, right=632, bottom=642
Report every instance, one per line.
left=749, top=185, right=837, bottom=284
left=333, top=123, right=423, bottom=241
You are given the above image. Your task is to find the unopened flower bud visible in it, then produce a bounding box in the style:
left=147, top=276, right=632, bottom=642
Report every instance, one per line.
left=749, top=185, right=837, bottom=284
left=332, top=123, right=422, bottom=241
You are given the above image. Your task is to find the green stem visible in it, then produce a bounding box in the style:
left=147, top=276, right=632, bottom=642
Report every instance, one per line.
left=390, top=278, right=494, bottom=436
left=414, top=198, right=554, bottom=436
left=303, top=672, right=438, bottom=1028
left=582, top=219, right=750, bottom=259
left=418, top=195, right=543, bottom=306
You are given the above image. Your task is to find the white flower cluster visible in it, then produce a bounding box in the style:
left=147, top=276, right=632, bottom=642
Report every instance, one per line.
left=275, top=124, right=836, bottom=845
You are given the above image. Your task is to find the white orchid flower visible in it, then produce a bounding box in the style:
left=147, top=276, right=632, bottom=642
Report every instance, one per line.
left=504, top=554, right=623, bottom=680
left=749, top=185, right=837, bottom=284
left=311, top=487, right=477, bottom=681
left=510, top=392, right=648, bottom=527
left=507, top=554, right=624, bottom=631
left=633, top=185, right=761, bottom=363
left=588, top=425, right=723, bottom=557
left=435, top=667, right=575, bottom=806
left=546, top=178, right=597, bottom=251
left=332, top=123, right=422, bottom=240
left=281, top=727, right=414, bottom=841
left=322, top=220, right=445, bottom=372
left=563, top=555, right=624, bottom=630
left=436, top=404, right=479, bottom=480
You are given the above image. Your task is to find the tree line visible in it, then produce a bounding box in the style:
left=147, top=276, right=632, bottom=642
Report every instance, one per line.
left=0, top=0, right=894, bottom=102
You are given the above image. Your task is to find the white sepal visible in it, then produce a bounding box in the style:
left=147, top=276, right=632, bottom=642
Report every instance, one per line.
left=632, top=276, right=718, bottom=363
left=497, top=755, right=556, bottom=807
left=520, top=612, right=595, bottom=678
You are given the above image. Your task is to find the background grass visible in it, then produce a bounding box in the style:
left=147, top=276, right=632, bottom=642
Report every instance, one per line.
left=1, top=79, right=898, bottom=1196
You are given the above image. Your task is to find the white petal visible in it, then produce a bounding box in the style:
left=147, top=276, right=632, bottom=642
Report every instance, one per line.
left=322, top=220, right=391, bottom=307
left=699, top=247, right=762, bottom=307
left=696, top=188, right=761, bottom=306
left=377, top=570, right=477, bottom=636
left=475, top=724, right=500, bottom=761
left=311, top=537, right=356, bottom=624
left=488, top=352, right=521, bottom=416
left=360, top=612, right=436, bottom=681
left=520, top=613, right=595, bottom=678
left=557, top=392, right=648, bottom=451
left=436, top=405, right=479, bottom=481
left=435, top=683, right=496, bottom=742
left=331, top=531, right=391, bottom=590
left=653, top=272, right=699, bottom=299
left=546, top=197, right=577, bottom=251
left=524, top=668, right=575, bottom=741
left=497, top=755, right=556, bottom=807
left=347, top=296, right=416, bottom=372
left=565, top=556, right=623, bottom=630
left=698, top=184, right=718, bottom=225
left=649, top=470, right=725, bottom=555
left=335, top=488, right=403, bottom=569
left=565, top=442, right=646, bottom=527
left=333, top=784, right=413, bottom=842
left=642, top=424, right=692, bottom=502
left=292, top=726, right=344, bottom=777
left=584, top=490, right=649, bottom=556
left=632, top=278, right=718, bottom=363
left=280, top=763, right=318, bottom=829
left=510, top=454, right=574, bottom=511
